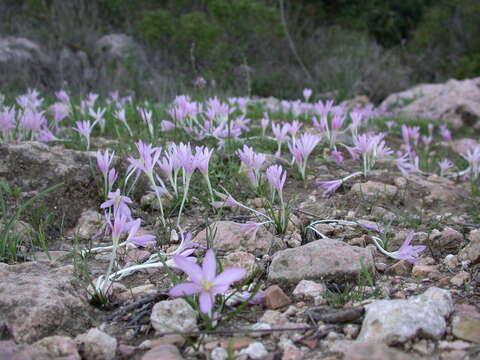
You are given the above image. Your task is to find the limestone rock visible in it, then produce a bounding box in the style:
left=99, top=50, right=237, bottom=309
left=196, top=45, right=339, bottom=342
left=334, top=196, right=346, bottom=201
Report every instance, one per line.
left=142, top=344, right=184, bottom=360
left=0, top=262, right=91, bottom=343
left=0, top=141, right=100, bottom=229
left=194, top=221, right=282, bottom=255
left=459, top=229, right=480, bottom=264
left=329, top=340, right=417, bottom=360
left=0, top=340, right=55, bottom=360
left=380, top=77, right=480, bottom=128
left=292, top=280, right=327, bottom=302
left=268, top=238, right=374, bottom=285
left=350, top=181, right=398, bottom=199
left=357, top=287, right=454, bottom=344
left=34, top=336, right=80, bottom=359
left=150, top=299, right=197, bottom=333
left=451, top=304, right=480, bottom=343
left=222, top=251, right=259, bottom=279
left=75, top=328, right=117, bottom=360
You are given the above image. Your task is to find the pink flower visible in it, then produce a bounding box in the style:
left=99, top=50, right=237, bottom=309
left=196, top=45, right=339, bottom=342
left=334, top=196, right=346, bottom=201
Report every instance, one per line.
left=331, top=151, right=344, bottom=163
left=101, top=189, right=133, bottom=219
left=0, top=107, right=16, bottom=133
left=195, top=146, right=213, bottom=174
left=266, top=165, right=287, bottom=191
left=439, top=125, right=452, bottom=141
left=331, top=114, right=344, bottom=131
left=126, top=218, right=156, bottom=247
left=393, top=232, right=426, bottom=263
left=161, top=120, right=176, bottom=131
left=318, top=179, right=342, bottom=197
left=169, top=249, right=246, bottom=313
left=96, top=149, right=115, bottom=177
left=237, top=145, right=266, bottom=170
left=36, top=127, right=58, bottom=142
left=303, top=88, right=312, bottom=102
left=212, top=191, right=239, bottom=208
left=127, top=141, right=161, bottom=175
left=21, top=109, right=46, bottom=132
left=74, top=120, right=94, bottom=138
left=288, top=133, right=320, bottom=163
left=271, top=122, right=290, bottom=143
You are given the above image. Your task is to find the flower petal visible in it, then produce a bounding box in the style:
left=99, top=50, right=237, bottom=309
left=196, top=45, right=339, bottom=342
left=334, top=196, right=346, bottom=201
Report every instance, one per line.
left=173, top=255, right=203, bottom=284
left=199, top=291, right=213, bottom=313
left=202, top=249, right=216, bottom=282
left=169, top=282, right=200, bottom=297
left=213, top=268, right=246, bottom=287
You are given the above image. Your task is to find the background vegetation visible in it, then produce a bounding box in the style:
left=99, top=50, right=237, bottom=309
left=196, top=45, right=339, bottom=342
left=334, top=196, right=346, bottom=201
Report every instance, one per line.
left=0, top=0, right=479, bottom=102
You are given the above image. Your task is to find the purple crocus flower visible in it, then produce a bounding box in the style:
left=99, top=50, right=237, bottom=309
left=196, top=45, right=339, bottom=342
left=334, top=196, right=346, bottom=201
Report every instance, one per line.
left=439, top=125, right=452, bottom=141
left=126, top=218, right=156, bottom=247
left=21, top=109, right=46, bottom=132
left=287, top=120, right=302, bottom=137
left=288, top=133, right=320, bottom=163
left=271, top=122, right=290, bottom=143
left=212, top=191, right=239, bottom=208
left=36, top=127, right=58, bottom=142
left=127, top=141, right=161, bottom=175
left=331, top=151, right=344, bottom=163
left=303, top=88, right=312, bottom=102
left=161, top=120, right=176, bottom=131
left=55, top=90, right=70, bottom=104
left=392, top=232, right=426, bottom=263
left=74, top=120, right=94, bottom=138
left=50, top=102, right=69, bottom=123
left=169, top=249, right=246, bottom=313
left=314, top=99, right=334, bottom=116
left=331, top=114, right=344, bottom=131
left=195, top=146, right=213, bottom=174
left=96, top=149, right=115, bottom=177
left=101, top=189, right=133, bottom=219
left=237, top=145, right=266, bottom=170
left=0, top=107, right=16, bottom=133
left=438, top=158, right=454, bottom=176
left=318, top=179, right=342, bottom=197
left=266, top=165, right=287, bottom=191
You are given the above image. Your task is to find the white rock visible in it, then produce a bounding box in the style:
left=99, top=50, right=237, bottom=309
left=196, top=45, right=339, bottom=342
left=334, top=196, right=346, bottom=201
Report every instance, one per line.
left=292, top=280, right=326, bottom=301
left=211, top=347, right=228, bottom=360
left=239, top=342, right=268, bottom=359
left=357, top=287, right=453, bottom=344
left=75, top=328, right=117, bottom=360
left=151, top=299, right=198, bottom=333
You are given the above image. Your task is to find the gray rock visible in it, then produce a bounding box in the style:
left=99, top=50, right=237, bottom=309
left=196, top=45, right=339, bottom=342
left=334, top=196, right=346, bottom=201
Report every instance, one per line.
left=151, top=299, right=197, bottom=333
left=0, top=340, right=55, bottom=360
left=75, top=328, right=117, bottom=360
left=357, top=287, right=453, bottom=344
left=0, top=141, right=99, bottom=229
left=35, top=335, right=80, bottom=359
left=0, top=262, right=92, bottom=343
left=329, top=340, right=418, bottom=360
left=350, top=181, right=398, bottom=199
left=268, top=238, right=374, bottom=285
left=194, top=221, right=283, bottom=255
left=292, top=280, right=326, bottom=303
left=142, top=344, right=184, bottom=360
left=380, top=77, right=480, bottom=128
left=239, top=342, right=268, bottom=359
left=459, top=229, right=480, bottom=264
left=0, top=37, right=53, bottom=88
left=68, top=209, right=103, bottom=240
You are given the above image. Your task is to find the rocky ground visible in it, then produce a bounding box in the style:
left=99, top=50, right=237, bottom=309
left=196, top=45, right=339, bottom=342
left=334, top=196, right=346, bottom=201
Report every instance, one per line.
left=1, top=79, right=480, bottom=360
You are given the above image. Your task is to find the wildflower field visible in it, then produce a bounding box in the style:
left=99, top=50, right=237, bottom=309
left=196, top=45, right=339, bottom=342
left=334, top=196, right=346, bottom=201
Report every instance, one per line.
left=0, top=87, right=479, bottom=359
